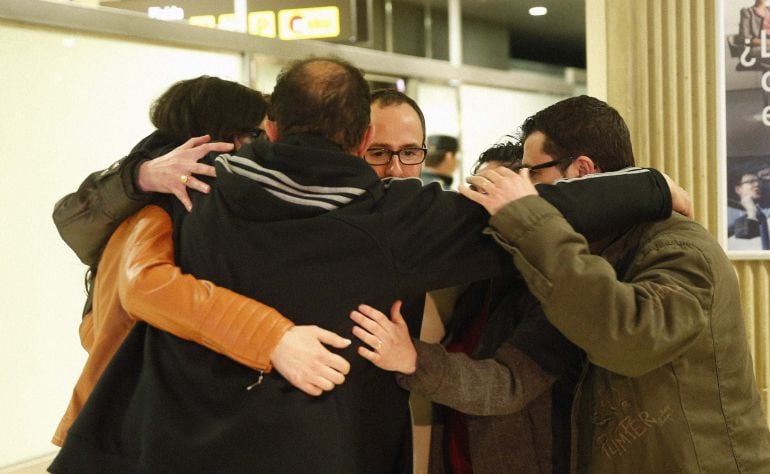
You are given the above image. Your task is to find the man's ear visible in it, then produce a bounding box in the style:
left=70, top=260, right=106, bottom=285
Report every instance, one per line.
left=265, top=120, right=278, bottom=143
left=573, top=155, right=598, bottom=177
left=356, top=125, right=375, bottom=157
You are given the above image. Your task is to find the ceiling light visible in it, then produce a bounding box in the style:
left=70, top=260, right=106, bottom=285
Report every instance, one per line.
left=529, top=6, right=548, bottom=16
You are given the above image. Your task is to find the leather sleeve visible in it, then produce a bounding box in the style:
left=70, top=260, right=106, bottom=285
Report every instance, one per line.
left=78, top=313, right=95, bottom=352
left=117, top=205, right=295, bottom=371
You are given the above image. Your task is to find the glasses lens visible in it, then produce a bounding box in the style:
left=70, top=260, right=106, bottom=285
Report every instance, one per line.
left=399, top=147, right=426, bottom=165
left=365, top=148, right=391, bottom=165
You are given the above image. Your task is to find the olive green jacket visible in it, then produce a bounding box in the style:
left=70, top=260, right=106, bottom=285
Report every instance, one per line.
left=487, top=196, right=770, bottom=473
left=53, top=149, right=154, bottom=268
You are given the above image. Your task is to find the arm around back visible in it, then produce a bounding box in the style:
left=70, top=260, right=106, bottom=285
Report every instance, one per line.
left=397, top=340, right=555, bottom=416
left=53, top=150, right=154, bottom=266
left=116, top=205, right=294, bottom=371
left=487, top=198, right=711, bottom=377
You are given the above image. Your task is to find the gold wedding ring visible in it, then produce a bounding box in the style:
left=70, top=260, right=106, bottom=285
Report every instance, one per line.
left=376, top=339, right=384, bottom=351
left=180, top=174, right=190, bottom=184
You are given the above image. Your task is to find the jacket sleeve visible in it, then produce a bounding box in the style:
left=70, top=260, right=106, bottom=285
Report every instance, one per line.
left=117, top=205, right=295, bottom=371
left=387, top=167, right=671, bottom=295
left=395, top=340, right=555, bottom=416
left=487, top=197, right=712, bottom=377
left=732, top=214, right=761, bottom=239
left=52, top=151, right=154, bottom=266
left=536, top=167, right=672, bottom=242
left=739, top=7, right=753, bottom=41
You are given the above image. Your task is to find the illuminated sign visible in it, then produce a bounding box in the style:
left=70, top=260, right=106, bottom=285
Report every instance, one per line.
left=148, top=5, right=184, bottom=21
left=187, top=5, right=351, bottom=41
left=278, top=7, right=340, bottom=40
left=188, top=15, right=216, bottom=28
left=249, top=11, right=277, bottom=38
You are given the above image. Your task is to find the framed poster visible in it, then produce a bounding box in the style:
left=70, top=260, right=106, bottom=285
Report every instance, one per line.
left=719, top=0, right=770, bottom=258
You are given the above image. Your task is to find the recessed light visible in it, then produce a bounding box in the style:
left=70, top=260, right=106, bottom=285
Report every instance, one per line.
left=529, top=6, right=548, bottom=16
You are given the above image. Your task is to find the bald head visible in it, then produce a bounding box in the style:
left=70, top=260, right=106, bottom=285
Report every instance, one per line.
left=270, top=57, right=371, bottom=152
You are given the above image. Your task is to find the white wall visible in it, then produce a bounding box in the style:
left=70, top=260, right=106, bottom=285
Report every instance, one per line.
left=458, top=84, right=568, bottom=179
left=415, top=82, right=567, bottom=187
left=0, top=20, right=242, bottom=468
left=415, top=81, right=460, bottom=138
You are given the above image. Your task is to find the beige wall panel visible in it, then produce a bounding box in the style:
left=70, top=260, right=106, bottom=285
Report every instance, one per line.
left=734, top=261, right=770, bottom=402
left=590, top=0, right=770, bottom=424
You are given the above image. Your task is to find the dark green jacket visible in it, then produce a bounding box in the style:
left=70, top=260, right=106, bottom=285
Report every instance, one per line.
left=488, top=196, right=770, bottom=473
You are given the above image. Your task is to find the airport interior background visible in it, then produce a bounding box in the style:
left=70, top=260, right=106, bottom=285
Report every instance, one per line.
left=0, top=0, right=768, bottom=471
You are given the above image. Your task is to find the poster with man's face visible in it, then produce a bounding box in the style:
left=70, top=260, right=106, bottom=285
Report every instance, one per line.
left=722, top=0, right=770, bottom=255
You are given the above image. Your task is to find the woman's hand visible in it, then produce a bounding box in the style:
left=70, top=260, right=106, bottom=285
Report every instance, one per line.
left=350, top=301, right=417, bottom=374
left=137, top=135, right=232, bottom=212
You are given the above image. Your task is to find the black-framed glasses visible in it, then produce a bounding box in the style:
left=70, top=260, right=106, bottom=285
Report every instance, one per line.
left=365, top=146, right=427, bottom=166
left=513, top=156, right=576, bottom=173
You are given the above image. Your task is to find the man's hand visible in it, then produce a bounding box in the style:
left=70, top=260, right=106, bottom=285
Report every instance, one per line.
left=661, top=173, right=694, bottom=219
left=137, top=135, right=233, bottom=212
left=269, top=325, right=351, bottom=396
left=350, top=301, right=417, bottom=375
left=460, top=167, right=538, bottom=215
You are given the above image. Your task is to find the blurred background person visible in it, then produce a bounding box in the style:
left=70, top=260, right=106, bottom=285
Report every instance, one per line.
left=739, top=0, right=770, bottom=68
left=729, top=168, right=770, bottom=250
left=421, top=134, right=460, bottom=189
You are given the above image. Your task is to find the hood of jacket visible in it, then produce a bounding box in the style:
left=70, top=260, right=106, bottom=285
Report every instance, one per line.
left=212, top=134, right=383, bottom=222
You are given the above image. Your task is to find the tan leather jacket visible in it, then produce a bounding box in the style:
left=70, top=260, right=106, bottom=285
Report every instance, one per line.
left=52, top=205, right=293, bottom=446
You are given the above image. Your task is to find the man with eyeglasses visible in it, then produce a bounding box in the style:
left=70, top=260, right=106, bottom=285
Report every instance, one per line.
left=461, top=95, right=770, bottom=472
left=730, top=169, right=770, bottom=250
left=367, top=88, right=429, bottom=179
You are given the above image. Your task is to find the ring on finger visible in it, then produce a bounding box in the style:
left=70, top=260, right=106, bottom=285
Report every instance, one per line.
left=376, top=339, right=384, bottom=351
left=180, top=174, right=190, bottom=185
